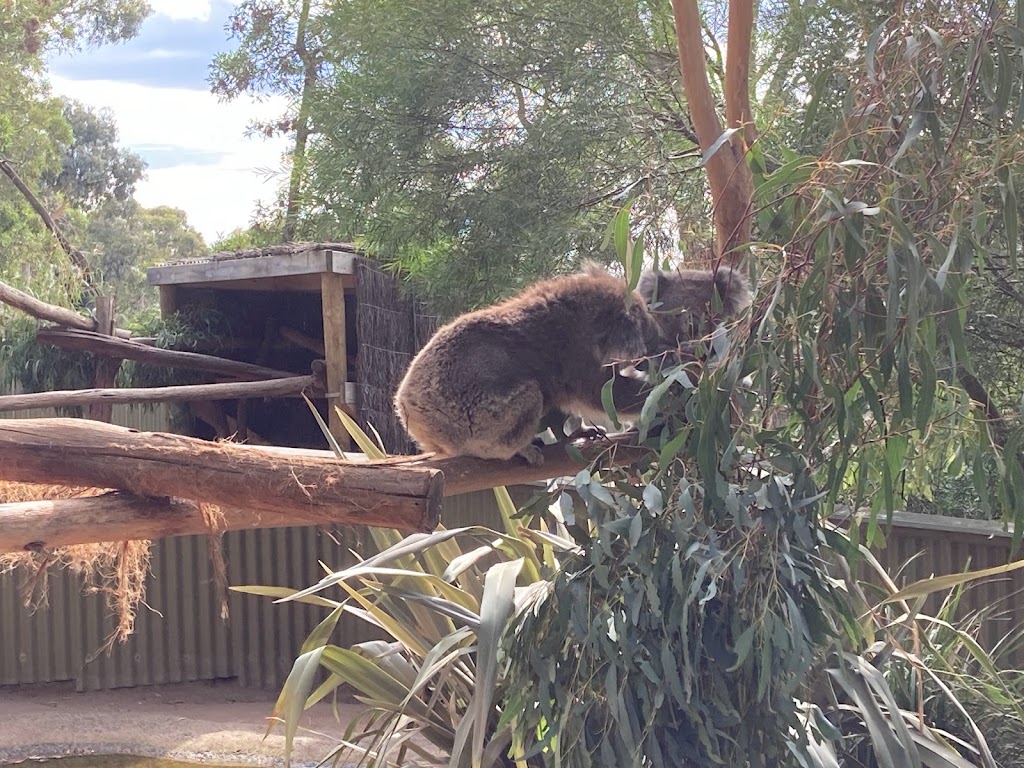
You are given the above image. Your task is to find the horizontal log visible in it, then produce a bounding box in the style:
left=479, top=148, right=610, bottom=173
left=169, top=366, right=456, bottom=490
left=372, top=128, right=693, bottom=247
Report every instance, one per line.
left=0, top=418, right=443, bottom=533
left=238, top=433, right=644, bottom=494
left=0, top=492, right=306, bottom=552
left=0, top=376, right=323, bottom=412
left=0, top=279, right=130, bottom=338
left=37, top=327, right=296, bottom=381
left=432, top=436, right=646, bottom=496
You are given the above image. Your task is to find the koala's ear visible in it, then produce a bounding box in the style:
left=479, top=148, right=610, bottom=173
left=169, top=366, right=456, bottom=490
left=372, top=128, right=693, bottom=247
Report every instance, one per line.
left=580, top=259, right=608, bottom=278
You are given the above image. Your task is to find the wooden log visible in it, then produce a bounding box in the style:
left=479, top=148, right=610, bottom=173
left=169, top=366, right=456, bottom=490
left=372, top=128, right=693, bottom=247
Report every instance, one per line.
left=280, top=325, right=325, bottom=355
left=0, top=376, right=321, bottom=412
left=0, top=492, right=306, bottom=552
left=0, top=279, right=92, bottom=332
left=0, top=419, right=444, bottom=533
left=36, top=327, right=296, bottom=381
left=0, top=278, right=132, bottom=339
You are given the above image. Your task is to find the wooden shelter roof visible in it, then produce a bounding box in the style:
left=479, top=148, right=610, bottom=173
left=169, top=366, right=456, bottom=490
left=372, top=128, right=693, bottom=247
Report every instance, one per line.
left=146, top=242, right=358, bottom=292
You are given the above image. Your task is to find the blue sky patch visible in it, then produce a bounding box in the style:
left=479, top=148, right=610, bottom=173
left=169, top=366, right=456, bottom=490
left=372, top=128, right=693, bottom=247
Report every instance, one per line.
left=51, top=1, right=233, bottom=90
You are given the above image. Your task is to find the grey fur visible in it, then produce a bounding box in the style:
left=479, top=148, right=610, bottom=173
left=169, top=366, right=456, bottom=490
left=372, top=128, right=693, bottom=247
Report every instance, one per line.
left=637, top=265, right=751, bottom=350
left=394, top=264, right=660, bottom=465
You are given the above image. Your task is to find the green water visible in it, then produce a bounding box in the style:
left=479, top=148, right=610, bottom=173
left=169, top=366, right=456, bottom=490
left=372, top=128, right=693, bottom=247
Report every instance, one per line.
left=2, top=757, right=249, bottom=768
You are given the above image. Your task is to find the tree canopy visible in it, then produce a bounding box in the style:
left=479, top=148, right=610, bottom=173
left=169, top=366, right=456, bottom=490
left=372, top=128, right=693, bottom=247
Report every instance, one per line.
left=0, top=3, right=207, bottom=328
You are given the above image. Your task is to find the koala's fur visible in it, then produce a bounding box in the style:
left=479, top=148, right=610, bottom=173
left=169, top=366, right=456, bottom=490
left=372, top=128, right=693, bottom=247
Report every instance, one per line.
left=394, top=264, right=660, bottom=465
left=638, top=266, right=750, bottom=351
left=544, top=265, right=753, bottom=436
left=544, top=268, right=753, bottom=442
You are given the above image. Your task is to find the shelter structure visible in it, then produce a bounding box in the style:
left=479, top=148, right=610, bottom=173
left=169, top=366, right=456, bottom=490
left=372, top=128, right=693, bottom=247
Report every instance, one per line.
left=147, top=243, right=438, bottom=451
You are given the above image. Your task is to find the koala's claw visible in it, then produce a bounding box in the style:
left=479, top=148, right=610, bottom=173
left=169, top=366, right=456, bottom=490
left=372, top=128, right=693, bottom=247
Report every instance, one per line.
left=567, top=424, right=608, bottom=442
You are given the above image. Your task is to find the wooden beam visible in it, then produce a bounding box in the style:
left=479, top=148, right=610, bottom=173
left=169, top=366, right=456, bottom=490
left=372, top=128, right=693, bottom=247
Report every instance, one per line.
left=158, top=274, right=341, bottom=293
left=0, top=493, right=304, bottom=552
left=321, top=271, right=352, bottom=449
left=147, top=247, right=356, bottom=287
left=36, top=327, right=298, bottom=381
left=0, top=375, right=325, bottom=412
left=0, top=418, right=444, bottom=534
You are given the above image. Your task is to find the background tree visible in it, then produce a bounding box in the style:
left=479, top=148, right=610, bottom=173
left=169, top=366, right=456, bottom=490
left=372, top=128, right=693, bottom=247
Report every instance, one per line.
left=43, top=99, right=146, bottom=212
left=0, top=0, right=151, bottom=304
left=266, top=1, right=1024, bottom=766
left=210, top=0, right=327, bottom=241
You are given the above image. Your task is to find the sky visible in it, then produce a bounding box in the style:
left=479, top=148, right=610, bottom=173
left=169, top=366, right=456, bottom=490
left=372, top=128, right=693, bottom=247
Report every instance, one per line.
left=48, top=0, right=291, bottom=244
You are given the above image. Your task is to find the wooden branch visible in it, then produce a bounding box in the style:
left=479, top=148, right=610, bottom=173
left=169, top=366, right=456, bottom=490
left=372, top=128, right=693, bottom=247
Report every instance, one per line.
left=235, top=434, right=646, bottom=496
left=36, top=327, right=297, bottom=380
left=280, top=325, right=326, bottom=355
left=0, top=375, right=322, bottom=412
left=670, top=0, right=754, bottom=260
left=430, top=435, right=645, bottom=496
left=1, top=279, right=93, bottom=332
left=0, top=158, right=92, bottom=285
left=725, top=0, right=757, bottom=148
left=0, top=427, right=644, bottom=553
left=0, top=492, right=303, bottom=552
left=0, top=419, right=443, bottom=534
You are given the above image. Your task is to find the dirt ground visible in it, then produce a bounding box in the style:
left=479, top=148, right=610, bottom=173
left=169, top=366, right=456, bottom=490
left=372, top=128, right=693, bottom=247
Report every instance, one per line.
left=0, top=680, right=360, bottom=767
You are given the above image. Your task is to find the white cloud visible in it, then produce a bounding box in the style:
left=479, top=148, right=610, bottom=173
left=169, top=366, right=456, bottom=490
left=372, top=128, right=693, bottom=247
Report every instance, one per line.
left=48, top=75, right=291, bottom=243
left=148, top=0, right=214, bottom=22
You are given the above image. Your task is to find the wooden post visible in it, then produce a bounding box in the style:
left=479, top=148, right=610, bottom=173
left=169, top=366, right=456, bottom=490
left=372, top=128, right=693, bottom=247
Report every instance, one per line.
left=159, top=285, right=178, bottom=317
left=88, top=295, right=120, bottom=423
left=321, top=272, right=351, bottom=449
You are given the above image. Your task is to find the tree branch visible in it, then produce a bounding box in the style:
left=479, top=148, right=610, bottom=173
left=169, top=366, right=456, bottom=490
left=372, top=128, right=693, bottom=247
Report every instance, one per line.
left=670, top=0, right=754, bottom=262
left=726, top=0, right=757, bottom=148
left=0, top=157, right=93, bottom=290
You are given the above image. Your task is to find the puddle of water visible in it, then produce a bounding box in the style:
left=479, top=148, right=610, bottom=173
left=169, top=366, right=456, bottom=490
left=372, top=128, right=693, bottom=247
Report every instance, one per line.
left=2, top=757, right=249, bottom=768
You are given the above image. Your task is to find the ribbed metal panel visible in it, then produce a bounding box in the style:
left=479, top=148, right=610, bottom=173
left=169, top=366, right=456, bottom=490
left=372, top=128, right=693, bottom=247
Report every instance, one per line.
left=227, top=524, right=362, bottom=689
left=76, top=534, right=235, bottom=691
left=866, top=513, right=1023, bottom=666
left=4, top=487, right=1022, bottom=689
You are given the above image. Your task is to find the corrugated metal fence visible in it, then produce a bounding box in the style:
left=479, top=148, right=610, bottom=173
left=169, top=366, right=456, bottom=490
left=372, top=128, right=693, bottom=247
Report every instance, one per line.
left=1, top=488, right=518, bottom=691
left=860, top=511, right=1024, bottom=664
left=2, top=407, right=1022, bottom=689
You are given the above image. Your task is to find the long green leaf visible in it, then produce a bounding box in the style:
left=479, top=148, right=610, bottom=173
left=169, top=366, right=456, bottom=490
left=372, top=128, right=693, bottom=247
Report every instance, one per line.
left=451, top=558, right=523, bottom=768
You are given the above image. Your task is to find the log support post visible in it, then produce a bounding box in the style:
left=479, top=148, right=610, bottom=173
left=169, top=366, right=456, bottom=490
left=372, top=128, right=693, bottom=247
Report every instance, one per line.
left=88, top=295, right=120, bottom=423
left=321, top=272, right=352, bottom=449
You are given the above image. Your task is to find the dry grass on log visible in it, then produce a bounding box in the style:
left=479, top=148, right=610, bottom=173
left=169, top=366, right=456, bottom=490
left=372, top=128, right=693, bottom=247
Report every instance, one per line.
left=0, top=480, right=228, bottom=647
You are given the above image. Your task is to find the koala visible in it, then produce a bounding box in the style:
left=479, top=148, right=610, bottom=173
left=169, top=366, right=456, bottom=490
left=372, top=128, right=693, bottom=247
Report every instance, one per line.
left=541, top=264, right=752, bottom=439
left=637, top=265, right=751, bottom=361
left=394, top=263, right=661, bottom=465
